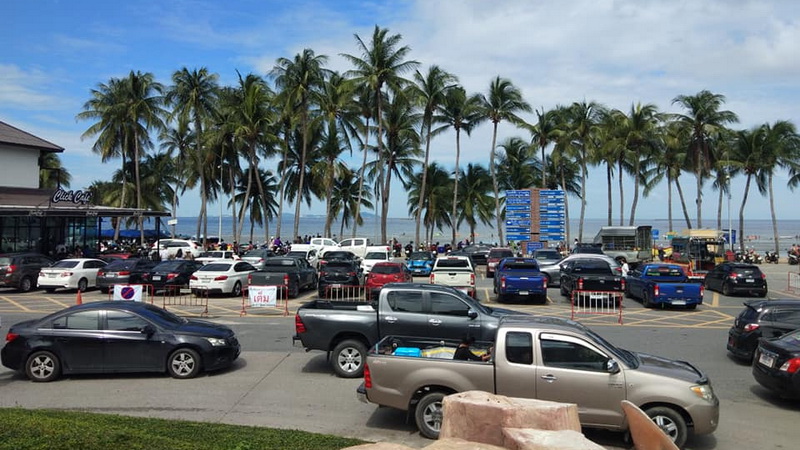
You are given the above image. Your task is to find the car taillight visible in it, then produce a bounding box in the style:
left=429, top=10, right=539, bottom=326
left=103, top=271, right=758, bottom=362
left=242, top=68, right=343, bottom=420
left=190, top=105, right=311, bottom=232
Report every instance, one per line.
left=620, top=278, right=626, bottom=291
left=295, top=314, right=306, bottom=334
left=614, top=266, right=622, bottom=275
left=320, top=271, right=328, bottom=277
left=6, top=264, right=16, bottom=274
left=118, top=271, right=131, bottom=276
left=761, top=272, right=766, bottom=279
left=5, top=332, right=18, bottom=342
left=364, top=363, right=372, bottom=389
left=729, top=272, right=738, bottom=280
left=141, top=273, right=150, bottom=280
left=97, top=270, right=105, bottom=277
left=283, top=274, right=289, bottom=286
left=700, top=285, right=704, bottom=297
left=430, top=274, right=435, bottom=283
left=348, top=272, right=357, bottom=277
left=501, top=276, right=506, bottom=289
left=780, top=357, right=800, bottom=374
left=167, top=273, right=178, bottom=280
left=654, top=283, right=659, bottom=297
left=214, top=275, right=228, bottom=281
left=190, top=275, right=198, bottom=280
left=744, top=323, right=760, bottom=332
left=578, top=278, right=584, bottom=290
left=61, top=272, right=72, bottom=277
left=470, top=272, right=475, bottom=286
left=247, top=274, right=252, bottom=283
left=543, top=278, right=548, bottom=289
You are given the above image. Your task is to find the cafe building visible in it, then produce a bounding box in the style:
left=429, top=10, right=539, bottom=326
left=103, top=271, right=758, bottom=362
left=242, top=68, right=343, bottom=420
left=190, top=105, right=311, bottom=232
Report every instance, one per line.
left=0, top=120, right=168, bottom=257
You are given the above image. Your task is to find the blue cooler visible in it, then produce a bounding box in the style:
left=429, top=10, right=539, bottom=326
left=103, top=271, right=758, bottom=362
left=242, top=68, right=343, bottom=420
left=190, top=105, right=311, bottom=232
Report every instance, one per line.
left=393, top=347, right=422, bottom=357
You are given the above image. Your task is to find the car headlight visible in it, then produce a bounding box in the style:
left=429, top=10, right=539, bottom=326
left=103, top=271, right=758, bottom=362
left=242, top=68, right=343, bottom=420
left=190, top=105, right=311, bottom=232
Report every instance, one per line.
left=690, top=384, right=715, bottom=402
left=205, top=337, right=227, bottom=347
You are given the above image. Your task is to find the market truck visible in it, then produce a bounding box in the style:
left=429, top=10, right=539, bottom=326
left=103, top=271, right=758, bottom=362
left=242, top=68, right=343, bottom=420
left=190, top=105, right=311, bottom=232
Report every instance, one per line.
left=667, top=230, right=726, bottom=281
left=593, top=225, right=653, bottom=267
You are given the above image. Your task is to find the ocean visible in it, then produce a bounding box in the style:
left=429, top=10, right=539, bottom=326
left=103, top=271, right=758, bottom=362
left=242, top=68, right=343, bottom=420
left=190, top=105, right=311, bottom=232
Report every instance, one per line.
left=156, top=215, right=800, bottom=253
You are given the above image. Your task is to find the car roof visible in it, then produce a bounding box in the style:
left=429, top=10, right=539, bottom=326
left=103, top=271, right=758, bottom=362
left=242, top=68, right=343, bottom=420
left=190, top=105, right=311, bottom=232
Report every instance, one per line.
left=500, top=315, right=590, bottom=333
left=744, top=299, right=800, bottom=310
left=381, top=282, right=467, bottom=293
left=373, top=261, right=402, bottom=267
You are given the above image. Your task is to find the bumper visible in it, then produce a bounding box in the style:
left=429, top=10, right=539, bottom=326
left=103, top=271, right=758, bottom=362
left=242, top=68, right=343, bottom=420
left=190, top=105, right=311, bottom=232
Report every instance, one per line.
left=0, top=343, right=26, bottom=371
left=727, top=329, right=757, bottom=360
left=685, top=395, right=720, bottom=435
left=37, top=280, right=71, bottom=289
left=357, top=382, right=368, bottom=404
left=204, top=345, right=241, bottom=372
left=653, top=296, right=703, bottom=306
left=753, top=362, right=800, bottom=398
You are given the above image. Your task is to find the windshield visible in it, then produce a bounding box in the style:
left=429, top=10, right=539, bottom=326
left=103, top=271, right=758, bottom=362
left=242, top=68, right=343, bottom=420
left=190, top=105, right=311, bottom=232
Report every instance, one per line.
left=141, top=302, right=188, bottom=325
left=489, top=249, right=514, bottom=258
left=585, top=328, right=638, bottom=367
left=371, top=264, right=401, bottom=274
left=199, top=263, right=231, bottom=272
left=436, top=258, right=470, bottom=269
left=153, top=261, right=185, bottom=271
left=106, top=260, right=137, bottom=271
left=50, top=260, right=79, bottom=269
left=286, top=252, right=306, bottom=259
left=534, top=250, right=561, bottom=261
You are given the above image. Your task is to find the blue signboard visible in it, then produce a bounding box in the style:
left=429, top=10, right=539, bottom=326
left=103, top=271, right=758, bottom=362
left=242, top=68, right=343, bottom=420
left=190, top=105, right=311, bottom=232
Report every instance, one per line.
left=539, top=190, right=564, bottom=196
left=540, top=235, right=566, bottom=241
left=506, top=205, right=531, bottom=211
left=652, top=229, right=660, bottom=239
left=526, top=242, right=544, bottom=252
left=507, top=212, right=531, bottom=219
left=540, top=220, right=565, bottom=226
left=506, top=219, right=531, bottom=226
left=506, top=189, right=531, bottom=197
left=506, top=234, right=529, bottom=241
left=540, top=213, right=566, bottom=219
left=505, top=227, right=531, bottom=234
left=540, top=204, right=565, bottom=211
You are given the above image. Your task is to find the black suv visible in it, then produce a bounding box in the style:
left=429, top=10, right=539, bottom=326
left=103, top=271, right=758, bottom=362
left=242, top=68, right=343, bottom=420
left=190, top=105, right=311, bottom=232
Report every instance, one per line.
left=0, top=252, right=54, bottom=292
left=704, top=262, right=767, bottom=297
left=727, top=300, right=800, bottom=361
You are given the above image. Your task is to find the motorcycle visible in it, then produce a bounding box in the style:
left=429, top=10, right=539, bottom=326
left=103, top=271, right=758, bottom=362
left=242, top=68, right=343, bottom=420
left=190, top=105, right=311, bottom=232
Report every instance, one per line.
left=764, top=251, right=779, bottom=264
left=789, top=252, right=799, bottom=265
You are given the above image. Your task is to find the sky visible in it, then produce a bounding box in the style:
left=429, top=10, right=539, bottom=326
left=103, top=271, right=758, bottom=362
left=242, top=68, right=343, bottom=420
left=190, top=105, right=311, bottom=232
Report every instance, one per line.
left=3, top=0, right=800, bottom=225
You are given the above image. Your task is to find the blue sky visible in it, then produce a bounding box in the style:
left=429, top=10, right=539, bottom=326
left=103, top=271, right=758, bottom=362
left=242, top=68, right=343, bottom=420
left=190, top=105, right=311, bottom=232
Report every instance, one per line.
left=3, top=0, right=799, bottom=225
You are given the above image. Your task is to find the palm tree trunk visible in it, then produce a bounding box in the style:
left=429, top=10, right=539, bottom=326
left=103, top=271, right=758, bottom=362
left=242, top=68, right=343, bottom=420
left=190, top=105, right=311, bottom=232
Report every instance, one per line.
left=293, top=111, right=309, bottom=241
left=134, top=136, right=144, bottom=244
left=716, top=186, right=723, bottom=231
left=606, top=165, right=612, bottom=226
left=540, top=143, right=547, bottom=188
left=324, top=157, right=335, bottom=237
left=696, top=169, right=703, bottom=229
left=490, top=122, right=503, bottom=244
left=236, top=154, right=255, bottom=245
left=675, top=176, right=693, bottom=230
left=276, top=126, right=290, bottom=239
left=667, top=177, right=674, bottom=233
left=578, top=149, right=587, bottom=242
left=381, top=154, right=393, bottom=244
left=618, top=160, right=624, bottom=226
left=415, top=123, right=432, bottom=247
left=228, top=165, right=237, bottom=243
left=629, top=158, right=641, bottom=226
left=769, top=174, right=780, bottom=254
left=738, top=174, right=752, bottom=253
left=115, top=153, right=127, bottom=242
left=451, top=128, right=462, bottom=247
left=171, top=182, right=178, bottom=238
left=376, top=88, right=387, bottom=244
left=353, top=117, right=370, bottom=239
left=561, top=167, right=571, bottom=245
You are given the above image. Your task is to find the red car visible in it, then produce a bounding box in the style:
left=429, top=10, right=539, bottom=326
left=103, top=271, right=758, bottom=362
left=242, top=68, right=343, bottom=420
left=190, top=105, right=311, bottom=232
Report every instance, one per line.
left=486, top=248, right=515, bottom=278
left=365, top=262, right=412, bottom=299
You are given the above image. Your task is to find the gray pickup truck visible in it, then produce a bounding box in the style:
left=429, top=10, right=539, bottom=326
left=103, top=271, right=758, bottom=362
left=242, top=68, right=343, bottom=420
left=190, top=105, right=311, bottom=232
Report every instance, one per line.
left=247, top=257, right=318, bottom=298
left=358, top=316, right=719, bottom=448
left=293, top=283, right=523, bottom=378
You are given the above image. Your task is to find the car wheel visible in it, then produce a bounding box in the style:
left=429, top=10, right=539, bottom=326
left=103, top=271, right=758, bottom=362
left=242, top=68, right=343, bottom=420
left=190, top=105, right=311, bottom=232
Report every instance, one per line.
left=537, top=294, right=548, bottom=305
left=721, top=282, right=732, bottom=297
left=415, top=391, right=446, bottom=439
left=167, top=348, right=201, bottom=379
left=645, top=406, right=688, bottom=448
left=686, top=304, right=698, bottom=310
left=100, top=287, right=110, bottom=294
left=642, top=291, right=653, bottom=308
left=757, top=290, right=767, bottom=298
left=331, top=339, right=367, bottom=378
left=231, top=281, right=242, bottom=297
left=290, top=283, right=299, bottom=298
left=25, top=351, right=60, bottom=382
left=318, top=288, right=326, bottom=298
left=496, top=293, right=505, bottom=303
left=19, top=276, right=34, bottom=293
left=77, top=278, right=88, bottom=292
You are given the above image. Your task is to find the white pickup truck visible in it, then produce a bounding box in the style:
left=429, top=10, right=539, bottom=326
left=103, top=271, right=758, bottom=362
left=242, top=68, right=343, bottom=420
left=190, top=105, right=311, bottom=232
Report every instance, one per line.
left=430, top=255, right=476, bottom=298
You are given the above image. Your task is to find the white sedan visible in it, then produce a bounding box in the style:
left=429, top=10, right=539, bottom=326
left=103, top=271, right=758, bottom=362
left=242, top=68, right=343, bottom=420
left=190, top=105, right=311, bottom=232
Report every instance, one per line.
left=361, top=250, right=391, bottom=274
left=189, top=261, right=255, bottom=297
left=38, top=258, right=108, bottom=293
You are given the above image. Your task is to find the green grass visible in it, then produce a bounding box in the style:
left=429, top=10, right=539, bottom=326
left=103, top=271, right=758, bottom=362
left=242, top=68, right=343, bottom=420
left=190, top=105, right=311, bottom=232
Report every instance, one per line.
left=0, top=408, right=367, bottom=450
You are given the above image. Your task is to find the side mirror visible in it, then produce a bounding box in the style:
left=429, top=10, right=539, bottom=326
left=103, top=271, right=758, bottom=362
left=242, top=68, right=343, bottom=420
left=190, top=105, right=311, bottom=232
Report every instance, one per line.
left=467, top=309, right=478, bottom=320
left=141, top=325, right=156, bottom=337
left=606, top=358, right=620, bottom=374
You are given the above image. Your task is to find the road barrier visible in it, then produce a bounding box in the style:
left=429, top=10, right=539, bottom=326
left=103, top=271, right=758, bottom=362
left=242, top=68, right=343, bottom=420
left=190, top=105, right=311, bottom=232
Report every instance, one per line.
left=161, top=286, right=209, bottom=317
left=570, top=290, right=624, bottom=324
left=788, top=272, right=800, bottom=294
left=321, top=284, right=365, bottom=302
left=241, top=284, right=290, bottom=317
left=108, top=284, right=155, bottom=303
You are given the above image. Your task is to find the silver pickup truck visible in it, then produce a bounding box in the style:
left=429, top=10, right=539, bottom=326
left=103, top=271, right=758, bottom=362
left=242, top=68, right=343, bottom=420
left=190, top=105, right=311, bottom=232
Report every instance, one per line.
left=358, top=316, right=719, bottom=448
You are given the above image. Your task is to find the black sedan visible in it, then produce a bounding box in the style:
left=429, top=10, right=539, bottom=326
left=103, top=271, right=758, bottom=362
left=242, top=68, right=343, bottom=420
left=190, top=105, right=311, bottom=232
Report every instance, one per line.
left=728, top=300, right=800, bottom=361
left=96, top=258, right=158, bottom=293
left=142, top=260, right=204, bottom=292
left=752, top=329, right=800, bottom=398
left=1, top=301, right=240, bottom=382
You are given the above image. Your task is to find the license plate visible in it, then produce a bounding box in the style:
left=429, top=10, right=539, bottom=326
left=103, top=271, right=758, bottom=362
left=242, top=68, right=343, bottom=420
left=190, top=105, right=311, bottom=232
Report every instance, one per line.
left=745, top=279, right=754, bottom=283
left=590, top=294, right=605, bottom=300
left=152, top=275, right=162, bottom=281
left=331, top=284, right=342, bottom=288
left=519, top=290, right=529, bottom=296
left=48, top=273, right=57, bottom=278
left=676, top=289, right=684, bottom=293
left=758, top=353, right=775, bottom=368
left=672, top=300, right=686, bottom=306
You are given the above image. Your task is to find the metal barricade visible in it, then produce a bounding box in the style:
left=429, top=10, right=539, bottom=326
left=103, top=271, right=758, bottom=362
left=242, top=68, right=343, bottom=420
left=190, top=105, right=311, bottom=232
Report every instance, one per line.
left=570, top=290, right=624, bottom=324
left=107, top=284, right=155, bottom=304
left=321, top=285, right=366, bottom=302
left=788, top=272, right=800, bottom=294
left=161, top=286, right=209, bottom=317
left=241, top=284, right=290, bottom=317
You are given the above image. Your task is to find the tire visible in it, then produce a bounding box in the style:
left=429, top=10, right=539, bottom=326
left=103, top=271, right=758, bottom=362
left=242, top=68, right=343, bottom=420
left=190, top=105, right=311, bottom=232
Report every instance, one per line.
left=721, top=282, right=732, bottom=297
left=167, top=348, right=201, bottom=379
left=642, top=291, right=653, bottom=308
left=331, top=339, right=367, bottom=378
left=231, top=281, right=242, bottom=297
left=560, top=281, right=569, bottom=297
left=686, top=304, right=698, bottom=310
left=318, top=289, right=326, bottom=298
left=537, top=294, right=548, bottom=305
left=415, top=392, right=446, bottom=439
left=25, top=351, right=60, bottom=382
left=645, top=406, right=688, bottom=448
left=77, top=278, right=88, bottom=292
left=757, top=290, right=767, bottom=298
left=19, top=276, right=34, bottom=293
left=496, top=293, right=505, bottom=303
left=100, top=287, right=110, bottom=294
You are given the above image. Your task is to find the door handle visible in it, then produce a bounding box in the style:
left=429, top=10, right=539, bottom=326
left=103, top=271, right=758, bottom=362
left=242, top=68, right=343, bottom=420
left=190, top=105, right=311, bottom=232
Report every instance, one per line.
left=384, top=316, right=398, bottom=323
left=540, top=374, right=558, bottom=382
left=429, top=318, right=442, bottom=325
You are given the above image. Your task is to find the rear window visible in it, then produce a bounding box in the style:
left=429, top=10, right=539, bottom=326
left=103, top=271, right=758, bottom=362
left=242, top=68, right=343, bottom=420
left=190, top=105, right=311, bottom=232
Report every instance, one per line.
left=153, top=261, right=184, bottom=271
left=534, top=250, right=561, bottom=260
left=286, top=252, right=306, bottom=259
left=644, top=267, right=685, bottom=277
left=263, top=259, right=295, bottom=267
left=324, top=252, right=353, bottom=260
left=503, top=261, right=539, bottom=270
left=365, top=252, right=388, bottom=259
left=198, top=263, right=232, bottom=272
left=325, top=262, right=355, bottom=272
left=105, top=260, right=137, bottom=271
left=372, top=265, right=401, bottom=274
left=489, top=249, right=514, bottom=258
left=572, top=261, right=612, bottom=274
left=734, top=267, right=761, bottom=277
left=436, top=258, right=470, bottom=269
left=50, top=260, right=79, bottom=269
left=738, top=304, right=761, bottom=322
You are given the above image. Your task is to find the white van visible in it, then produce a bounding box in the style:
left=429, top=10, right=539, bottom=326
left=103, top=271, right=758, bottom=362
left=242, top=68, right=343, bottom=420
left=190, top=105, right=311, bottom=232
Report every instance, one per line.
left=286, top=244, right=320, bottom=268
left=309, top=238, right=339, bottom=257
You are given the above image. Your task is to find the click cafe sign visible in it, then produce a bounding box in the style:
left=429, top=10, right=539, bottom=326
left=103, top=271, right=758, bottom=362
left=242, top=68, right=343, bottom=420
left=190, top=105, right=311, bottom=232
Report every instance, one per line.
left=51, top=187, right=93, bottom=205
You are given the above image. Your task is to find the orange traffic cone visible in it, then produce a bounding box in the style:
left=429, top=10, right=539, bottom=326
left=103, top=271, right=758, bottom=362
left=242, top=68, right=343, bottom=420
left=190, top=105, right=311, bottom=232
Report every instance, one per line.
left=76, top=290, right=83, bottom=305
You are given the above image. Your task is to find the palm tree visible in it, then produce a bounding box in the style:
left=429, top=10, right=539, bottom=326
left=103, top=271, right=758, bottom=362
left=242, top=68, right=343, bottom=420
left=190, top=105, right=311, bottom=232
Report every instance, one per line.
left=342, top=26, right=419, bottom=235
left=159, top=120, right=195, bottom=237
left=672, top=90, right=739, bottom=228
left=272, top=49, right=329, bottom=241
left=527, top=108, right=559, bottom=189
left=616, top=103, right=662, bottom=225
left=731, top=126, right=766, bottom=252
left=350, top=85, right=376, bottom=238
left=477, top=76, right=532, bottom=244
left=456, top=164, right=495, bottom=243
left=408, top=65, right=457, bottom=245
left=589, top=110, right=623, bottom=226
left=564, top=100, right=604, bottom=242
left=644, top=122, right=693, bottom=232
left=167, top=67, right=219, bottom=247
left=407, top=162, right=453, bottom=243
left=233, top=168, right=279, bottom=244
left=330, top=167, right=373, bottom=239
left=759, top=121, right=800, bottom=253
left=280, top=122, right=325, bottom=241
left=39, top=153, right=72, bottom=189
left=434, top=86, right=482, bottom=246
left=495, top=136, right=541, bottom=190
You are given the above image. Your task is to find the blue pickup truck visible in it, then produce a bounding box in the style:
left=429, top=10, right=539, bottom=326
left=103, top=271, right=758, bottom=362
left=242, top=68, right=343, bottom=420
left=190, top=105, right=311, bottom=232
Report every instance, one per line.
left=625, top=263, right=704, bottom=309
left=492, top=257, right=548, bottom=304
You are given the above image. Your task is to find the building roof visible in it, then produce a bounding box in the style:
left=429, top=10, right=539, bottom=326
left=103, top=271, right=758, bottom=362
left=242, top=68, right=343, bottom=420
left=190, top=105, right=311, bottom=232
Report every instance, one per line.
left=0, top=120, right=64, bottom=153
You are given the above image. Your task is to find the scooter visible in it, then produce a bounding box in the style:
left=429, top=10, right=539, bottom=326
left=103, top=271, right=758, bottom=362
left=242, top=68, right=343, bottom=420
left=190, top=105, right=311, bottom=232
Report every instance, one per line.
left=789, top=252, right=799, bottom=265
left=765, top=251, right=779, bottom=264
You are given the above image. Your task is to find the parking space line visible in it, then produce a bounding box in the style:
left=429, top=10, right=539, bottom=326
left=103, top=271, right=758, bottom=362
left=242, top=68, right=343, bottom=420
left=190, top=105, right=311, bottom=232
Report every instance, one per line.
left=41, top=296, right=71, bottom=308
left=712, top=292, right=719, bottom=307
left=0, top=296, right=32, bottom=312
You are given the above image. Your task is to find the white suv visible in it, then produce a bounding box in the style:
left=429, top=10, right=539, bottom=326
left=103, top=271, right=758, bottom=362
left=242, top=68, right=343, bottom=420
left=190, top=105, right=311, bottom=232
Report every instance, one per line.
left=165, top=239, right=202, bottom=258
